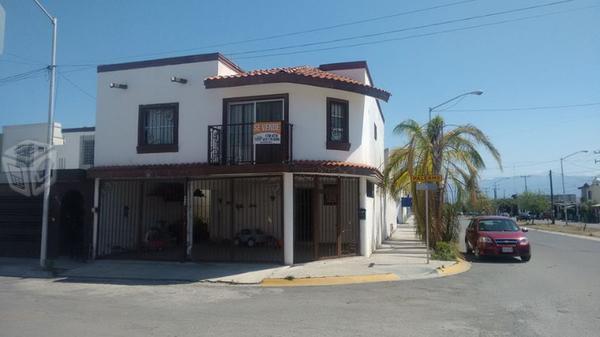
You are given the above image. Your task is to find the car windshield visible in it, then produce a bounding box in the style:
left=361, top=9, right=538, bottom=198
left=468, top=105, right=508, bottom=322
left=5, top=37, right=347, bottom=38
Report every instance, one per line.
left=478, top=219, right=519, bottom=232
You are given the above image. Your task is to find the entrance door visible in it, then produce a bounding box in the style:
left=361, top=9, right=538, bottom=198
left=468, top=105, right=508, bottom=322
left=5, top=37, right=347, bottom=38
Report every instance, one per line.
left=226, top=99, right=284, bottom=164
left=255, top=100, right=284, bottom=163
left=59, top=190, right=85, bottom=258
left=294, top=187, right=313, bottom=263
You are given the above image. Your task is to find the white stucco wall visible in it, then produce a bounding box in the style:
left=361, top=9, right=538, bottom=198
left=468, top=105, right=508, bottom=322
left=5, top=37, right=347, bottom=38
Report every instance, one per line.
left=95, top=60, right=385, bottom=168
left=55, top=130, right=95, bottom=169
left=1, top=123, right=63, bottom=156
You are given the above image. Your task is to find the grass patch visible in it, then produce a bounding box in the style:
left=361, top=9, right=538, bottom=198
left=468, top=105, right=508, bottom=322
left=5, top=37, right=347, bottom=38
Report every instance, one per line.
left=431, top=241, right=460, bottom=261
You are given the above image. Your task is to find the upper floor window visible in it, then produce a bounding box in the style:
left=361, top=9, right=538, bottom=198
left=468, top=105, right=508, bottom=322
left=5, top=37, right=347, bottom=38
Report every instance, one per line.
left=80, top=135, right=95, bottom=167
left=326, top=98, right=350, bottom=151
left=137, top=103, right=179, bottom=153
left=374, top=123, right=377, bottom=140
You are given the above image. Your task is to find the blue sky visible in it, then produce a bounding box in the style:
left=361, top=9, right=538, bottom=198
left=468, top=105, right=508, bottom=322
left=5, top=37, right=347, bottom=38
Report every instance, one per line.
left=1, top=0, right=599, bottom=191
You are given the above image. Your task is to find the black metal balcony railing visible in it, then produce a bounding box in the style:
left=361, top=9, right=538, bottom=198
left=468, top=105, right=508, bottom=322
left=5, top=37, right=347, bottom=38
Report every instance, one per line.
left=208, top=122, right=293, bottom=165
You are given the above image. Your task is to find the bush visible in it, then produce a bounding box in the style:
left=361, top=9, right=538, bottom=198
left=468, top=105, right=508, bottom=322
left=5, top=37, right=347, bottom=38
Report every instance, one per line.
left=431, top=241, right=459, bottom=261
left=442, top=204, right=460, bottom=242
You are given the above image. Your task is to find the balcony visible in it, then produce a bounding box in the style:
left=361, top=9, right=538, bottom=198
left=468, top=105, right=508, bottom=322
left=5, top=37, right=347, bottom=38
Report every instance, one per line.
left=208, top=122, right=293, bottom=165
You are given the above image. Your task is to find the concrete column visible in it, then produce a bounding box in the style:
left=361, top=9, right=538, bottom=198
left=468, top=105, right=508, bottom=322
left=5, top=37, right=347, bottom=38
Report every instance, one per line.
left=186, top=180, right=193, bottom=259
left=91, top=178, right=100, bottom=260
left=359, top=176, right=369, bottom=256
left=283, top=173, right=294, bottom=265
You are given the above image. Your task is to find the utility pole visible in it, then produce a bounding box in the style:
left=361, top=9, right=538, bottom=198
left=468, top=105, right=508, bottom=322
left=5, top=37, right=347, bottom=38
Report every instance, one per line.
left=549, top=170, right=555, bottom=224
left=33, top=0, right=57, bottom=268
left=520, top=175, right=531, bottom=193
left=559, top=150, right=588, bottom=226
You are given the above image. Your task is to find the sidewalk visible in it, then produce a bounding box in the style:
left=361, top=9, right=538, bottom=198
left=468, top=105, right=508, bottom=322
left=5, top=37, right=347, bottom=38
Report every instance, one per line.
left=0, top=219, right=463, bottom=286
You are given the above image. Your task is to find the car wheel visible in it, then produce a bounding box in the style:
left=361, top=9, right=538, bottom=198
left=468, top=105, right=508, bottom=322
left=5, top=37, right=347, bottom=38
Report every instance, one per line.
left=465, top=240, right=473, bottom=254
left=474, top=246, right=481, bottom=260
left=521, top=255, right=531, bottom=262
left=247, top=239, right=255, bottom=247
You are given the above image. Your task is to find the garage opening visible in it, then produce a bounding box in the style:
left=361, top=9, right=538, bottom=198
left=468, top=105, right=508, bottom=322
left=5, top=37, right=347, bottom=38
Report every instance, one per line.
left=293, top=175, right=360, bottom=263
left=190, top=176, right=283, bottom=263
left=96, top=180, right=187, bottom=260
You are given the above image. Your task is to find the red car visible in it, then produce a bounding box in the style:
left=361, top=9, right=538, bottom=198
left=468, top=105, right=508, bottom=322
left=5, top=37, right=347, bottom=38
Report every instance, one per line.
left=465, top=216, right=531, bottom=262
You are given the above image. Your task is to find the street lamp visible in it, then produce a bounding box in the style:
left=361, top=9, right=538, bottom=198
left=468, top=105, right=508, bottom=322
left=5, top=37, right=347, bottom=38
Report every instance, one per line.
left=560, top=150, right=588, bottom=225
left=428, top=90, right=483, bottom=122
left=33, top=0, right=57, bottom=268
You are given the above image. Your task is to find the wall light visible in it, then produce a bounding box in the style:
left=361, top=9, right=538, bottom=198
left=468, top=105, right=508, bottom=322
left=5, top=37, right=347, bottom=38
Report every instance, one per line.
left=109, top=83, right=128, bottom=89
left=171, top=76, right=188, bottom=84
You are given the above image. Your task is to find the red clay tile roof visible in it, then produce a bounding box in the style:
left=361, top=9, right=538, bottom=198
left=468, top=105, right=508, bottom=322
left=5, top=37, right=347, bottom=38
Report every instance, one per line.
left=88, top=161, right=382, bottom=180
left=204, top=66, right=390, bottom=102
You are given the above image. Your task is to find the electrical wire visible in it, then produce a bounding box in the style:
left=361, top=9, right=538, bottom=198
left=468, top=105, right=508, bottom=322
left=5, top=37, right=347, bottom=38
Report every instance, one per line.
left=73, top=0, right=478, bottom=64
left=0, top=67, right=48, bottom=87
left=58, top=72, right=96, bottom=100
left=446, top=102, right=600, bottom=112
left=231, top=3, right=596, bottom=60
left=226, top=0, right=576, bottom=57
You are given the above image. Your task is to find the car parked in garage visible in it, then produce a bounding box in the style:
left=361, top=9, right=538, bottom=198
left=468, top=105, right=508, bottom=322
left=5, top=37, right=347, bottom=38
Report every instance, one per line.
left=465, top=216, right=531, bottom=262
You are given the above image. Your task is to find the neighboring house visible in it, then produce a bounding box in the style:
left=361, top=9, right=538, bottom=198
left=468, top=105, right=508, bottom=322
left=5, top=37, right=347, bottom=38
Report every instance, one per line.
left=0, top=123, right=95, bottom=259
left=579, top=178, right=600, bottom=204
left=90, top=52, right=398, bottom=265
left=0, top=123, right=64, bottom=173
left=56, top=127, right=95, bottom=169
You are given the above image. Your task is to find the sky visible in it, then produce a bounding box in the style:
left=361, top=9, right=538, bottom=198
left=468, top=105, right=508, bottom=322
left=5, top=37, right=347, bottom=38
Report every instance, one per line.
left=0, top=0, right=598, bottom=194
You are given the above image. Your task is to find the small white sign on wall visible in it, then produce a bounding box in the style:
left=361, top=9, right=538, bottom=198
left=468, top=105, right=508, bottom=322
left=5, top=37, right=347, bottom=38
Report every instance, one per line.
left=0, top=4, right=5, bottom=55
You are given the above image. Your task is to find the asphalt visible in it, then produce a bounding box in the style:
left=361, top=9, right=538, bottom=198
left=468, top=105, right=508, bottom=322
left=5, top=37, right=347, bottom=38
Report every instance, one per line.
left=0, top=219, right=598, bottom=337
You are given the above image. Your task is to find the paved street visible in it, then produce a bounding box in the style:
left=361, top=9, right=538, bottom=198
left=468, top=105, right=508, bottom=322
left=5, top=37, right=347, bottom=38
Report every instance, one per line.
left=1, top=220, right=599, bottom=337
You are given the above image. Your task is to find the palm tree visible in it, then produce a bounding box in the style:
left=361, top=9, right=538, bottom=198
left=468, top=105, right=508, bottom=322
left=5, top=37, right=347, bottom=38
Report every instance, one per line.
left=384, top=116, right=502, bottom=246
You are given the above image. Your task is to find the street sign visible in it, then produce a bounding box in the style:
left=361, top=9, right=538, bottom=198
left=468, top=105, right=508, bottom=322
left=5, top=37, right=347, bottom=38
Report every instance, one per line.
left=411, top=175, right=443, bottom=183
left=416, top=182, right=438, bottom=191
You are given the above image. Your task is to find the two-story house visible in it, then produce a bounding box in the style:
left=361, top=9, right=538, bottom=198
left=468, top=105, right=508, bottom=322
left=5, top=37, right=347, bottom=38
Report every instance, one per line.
left=90, top=53, right=397, bottom=265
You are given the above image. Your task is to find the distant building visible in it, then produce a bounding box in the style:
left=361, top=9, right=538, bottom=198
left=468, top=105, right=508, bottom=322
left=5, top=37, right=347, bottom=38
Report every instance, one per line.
left=579, top=178, right=600, bottom=204
left=553, top=194, right=577, bottom=204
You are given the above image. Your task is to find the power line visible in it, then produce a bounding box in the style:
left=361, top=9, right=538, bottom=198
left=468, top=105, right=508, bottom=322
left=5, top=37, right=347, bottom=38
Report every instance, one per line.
left=226, top=0, right=576, bottom=57
left=0, top=67, right=48, bottom=87
left=232, top=3, right=594, bottom=60
left=58, top=72, right=96, bottom=100
left=74, top=0, right=477, bottom=64
left=446, top=101, right=600, bottom=112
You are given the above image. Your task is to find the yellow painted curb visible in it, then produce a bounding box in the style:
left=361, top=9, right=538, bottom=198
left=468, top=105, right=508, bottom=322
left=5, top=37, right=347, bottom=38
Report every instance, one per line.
left=261, top=273, right=400, bottom=287
left=437, top=259, right=471, bottom=277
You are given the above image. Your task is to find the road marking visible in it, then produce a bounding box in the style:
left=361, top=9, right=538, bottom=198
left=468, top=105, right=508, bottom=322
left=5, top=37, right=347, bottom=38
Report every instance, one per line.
left=528, top=228, right=600, bottom=242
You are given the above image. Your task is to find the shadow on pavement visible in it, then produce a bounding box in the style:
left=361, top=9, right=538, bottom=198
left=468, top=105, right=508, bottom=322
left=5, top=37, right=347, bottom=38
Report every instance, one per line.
left=462, top=254, right=524, bottom=264
left=0, top=257, right=281, bottom=285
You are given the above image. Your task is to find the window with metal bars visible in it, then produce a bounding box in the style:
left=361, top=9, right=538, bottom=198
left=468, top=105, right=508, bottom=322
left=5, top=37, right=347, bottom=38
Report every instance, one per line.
left=80, top=134, right=95, bottom=167
left=326, top=98, right=350, bottom=151
left=137, top=103, right=179, bottom=153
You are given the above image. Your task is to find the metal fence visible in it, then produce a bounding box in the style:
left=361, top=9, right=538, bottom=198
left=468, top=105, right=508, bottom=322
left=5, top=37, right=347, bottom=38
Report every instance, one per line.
left=208, top=122, right=293, bottom=165
left=190, top=176, right=284, bottom=263
left=96, top=180, right=187, bottom=260
left=293, top=175, right=360, bottom=263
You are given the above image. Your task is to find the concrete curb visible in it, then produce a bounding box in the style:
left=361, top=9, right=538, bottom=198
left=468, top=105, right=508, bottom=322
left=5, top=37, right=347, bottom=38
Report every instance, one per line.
left=261, top=273, right=400, bottom=287
left=527, top=228, right=600, bottom=242
left=436, top=259, right=471, bottom=277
